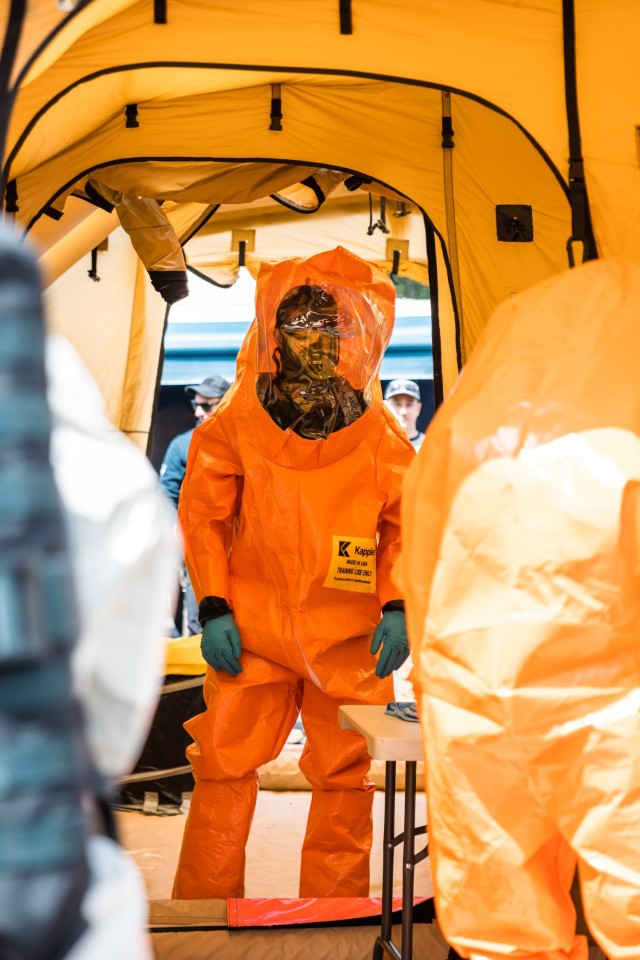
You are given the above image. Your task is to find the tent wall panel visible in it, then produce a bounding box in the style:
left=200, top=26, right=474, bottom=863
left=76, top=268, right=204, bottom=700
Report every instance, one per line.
left=450, top=94, right=571, bottom=358
left=577, top=3, right=640, bottom=260
left=43, top=227, right=161, bottom=446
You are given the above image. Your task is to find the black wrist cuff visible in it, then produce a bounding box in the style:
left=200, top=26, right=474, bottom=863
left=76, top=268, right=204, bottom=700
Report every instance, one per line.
left=382, top=600, right=405, bottom=613
left=199, top=595, right=232, bottom=625
left=149, top=270, right=189, bottom=304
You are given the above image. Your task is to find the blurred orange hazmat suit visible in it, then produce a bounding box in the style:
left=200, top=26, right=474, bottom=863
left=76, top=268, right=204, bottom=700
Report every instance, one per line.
left=398, top=259, right=640, bottom=960
left=173, top=247, right=414, bottom=899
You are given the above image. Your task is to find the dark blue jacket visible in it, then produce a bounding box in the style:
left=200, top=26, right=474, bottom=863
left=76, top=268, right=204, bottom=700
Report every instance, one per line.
left=159, top=427, right=194, bottom=508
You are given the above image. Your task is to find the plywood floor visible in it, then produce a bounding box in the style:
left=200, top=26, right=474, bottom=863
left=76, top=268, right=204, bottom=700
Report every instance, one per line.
left=117, top=789, right=433, bottom=901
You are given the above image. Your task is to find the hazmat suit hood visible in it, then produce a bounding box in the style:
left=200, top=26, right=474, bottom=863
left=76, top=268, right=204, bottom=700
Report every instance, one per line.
left=250, top=246, right=395, bottom=441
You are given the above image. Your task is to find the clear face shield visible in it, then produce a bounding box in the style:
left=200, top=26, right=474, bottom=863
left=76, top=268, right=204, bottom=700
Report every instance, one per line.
left=257, top=281, right=389, bottom=440
left=274, top=286, right=341, bottom=410
left=253, top=249, right=396, bottom=440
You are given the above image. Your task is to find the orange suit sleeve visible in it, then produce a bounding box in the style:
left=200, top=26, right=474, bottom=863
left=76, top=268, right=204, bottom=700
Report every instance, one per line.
left=177, top=410, right=243, bottom=605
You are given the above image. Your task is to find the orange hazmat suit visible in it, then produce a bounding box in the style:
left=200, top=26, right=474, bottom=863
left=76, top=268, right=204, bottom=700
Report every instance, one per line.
left=398, top=259, right=640, bottom=960
left=173, top=247, right=414, bottom=899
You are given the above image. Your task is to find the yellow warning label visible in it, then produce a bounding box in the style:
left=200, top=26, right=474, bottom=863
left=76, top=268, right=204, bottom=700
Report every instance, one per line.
left=323, top=536, right=377, bottom=593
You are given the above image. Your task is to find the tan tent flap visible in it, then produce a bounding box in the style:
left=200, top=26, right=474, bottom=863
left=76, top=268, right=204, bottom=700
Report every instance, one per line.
left=87, top=160, right=320, bottom=207
left=43, top=226, right=164, bottom=450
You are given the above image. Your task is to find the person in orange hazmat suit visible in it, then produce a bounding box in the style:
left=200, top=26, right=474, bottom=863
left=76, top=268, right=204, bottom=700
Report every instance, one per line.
left=172, top=246, right=414, bottom=899
left=397, top=258, right=640, bottom=960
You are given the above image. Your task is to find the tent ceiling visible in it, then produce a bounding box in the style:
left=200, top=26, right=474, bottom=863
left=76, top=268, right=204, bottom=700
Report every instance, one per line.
left=5, top=0, right=640, bottom=447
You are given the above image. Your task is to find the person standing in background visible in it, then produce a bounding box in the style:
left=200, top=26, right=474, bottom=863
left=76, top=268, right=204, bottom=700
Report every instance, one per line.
left=383, top=378, right=426, bottom=700
left=384, top=378, right=425, bottom=451
left=160, top=374, right=231, bottom=635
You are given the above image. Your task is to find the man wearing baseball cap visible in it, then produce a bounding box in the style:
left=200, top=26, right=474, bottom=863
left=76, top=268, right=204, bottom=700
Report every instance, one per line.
left=384, top=378, right=425, bottom=451
left=160, top=374, right=231, bottom=634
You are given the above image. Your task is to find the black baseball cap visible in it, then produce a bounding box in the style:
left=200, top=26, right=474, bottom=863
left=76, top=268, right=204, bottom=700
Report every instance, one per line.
left=184, top=375, right=231, bottom=399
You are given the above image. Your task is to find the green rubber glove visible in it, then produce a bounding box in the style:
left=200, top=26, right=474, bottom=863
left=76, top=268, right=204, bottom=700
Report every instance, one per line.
left=201, top=614, right=242, bottom=676
left=370, top=610, right=409, bottom=679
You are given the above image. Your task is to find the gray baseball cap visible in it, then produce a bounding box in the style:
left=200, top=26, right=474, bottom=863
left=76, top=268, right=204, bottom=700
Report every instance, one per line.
left=185, top=375, right=231, bottom=399
left=384, top=378, right=421, bottom=401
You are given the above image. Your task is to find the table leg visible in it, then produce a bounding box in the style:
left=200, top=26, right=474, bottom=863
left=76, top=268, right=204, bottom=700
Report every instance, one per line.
left=401, top=761, right=417, bottom=960
left=374, top=759, right=396, bottom=960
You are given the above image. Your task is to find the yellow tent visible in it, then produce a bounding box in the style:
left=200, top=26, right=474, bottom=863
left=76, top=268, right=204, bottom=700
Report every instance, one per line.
left=2, top=0, right=639, bottom=447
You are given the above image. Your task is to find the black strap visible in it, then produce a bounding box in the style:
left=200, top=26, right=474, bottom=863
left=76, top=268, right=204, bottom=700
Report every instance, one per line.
left=367, top=196, right=390, bottom=236
left=344, top=174, right=372, bottom=191
left=390, top=248, right=400, bottom=275
left=154, top=0, right=167, bottom=23
left=441, top=115, right=454, bottom=149
left=238, top=239, right=246, bottom=267
left=5, top=178, right=18, bottom=213
left=424, top=219, right=445, bottom=408
left=339, top=0, right=352, bottom=34
left=43, top=205, right=64, bottom=221
left=299, top=175, right=325, bottom=208
left=562, top=0, right=597, bottom=262
left=269, top=83, right=283, bottom=131
left=0, top=0, right=26, bottom=172
left=84, top=179, right=114, bottom=212
left=88, top=248, right=100, bottom=282
left=125, top=103, right=139, bottom=128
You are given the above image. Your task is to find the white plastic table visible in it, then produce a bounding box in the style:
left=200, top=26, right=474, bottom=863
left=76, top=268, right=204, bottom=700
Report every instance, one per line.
left=338, top=704, right=429, bottom=960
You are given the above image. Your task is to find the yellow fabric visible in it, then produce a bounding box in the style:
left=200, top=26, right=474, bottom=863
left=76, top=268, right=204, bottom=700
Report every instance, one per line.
left=397, top=259, right=640, bottom=960
left=173, top=248, right=413, bottom=898
left=164, top=635, right=206, bottom=676
left=43, top=228, right=163, bottom=449
left=35, top=199, right=118, bottom=287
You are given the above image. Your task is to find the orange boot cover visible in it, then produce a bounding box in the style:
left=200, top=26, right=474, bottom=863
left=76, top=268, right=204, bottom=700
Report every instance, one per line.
left=397, top=259, right=640, bottom=960
left=173, top=655, right=301, bottom=898
left=298, top=680, right=381, bottom=897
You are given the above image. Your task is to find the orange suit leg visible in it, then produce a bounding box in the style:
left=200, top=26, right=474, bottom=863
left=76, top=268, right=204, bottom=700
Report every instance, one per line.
left=423, top=697, right=588, bottom=960
left=298, top=681, right=378, bottom=897
left=559, top=710, right=640, bottom=960
left=173, top=652, right=300, bottom=898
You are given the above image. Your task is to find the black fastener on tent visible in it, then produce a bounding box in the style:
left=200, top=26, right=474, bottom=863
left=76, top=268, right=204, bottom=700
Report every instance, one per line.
left=154, top=0, right=167, bottom=25
left=5, top=176, right=17, bottom=212
left=269, top=84, right=283, bottom=131
left=562, top=0, right=597, bottom=265
left=339, top=0, right=353, bottom=35
left=125, top=103, right=139, bottom=128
